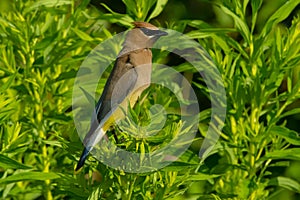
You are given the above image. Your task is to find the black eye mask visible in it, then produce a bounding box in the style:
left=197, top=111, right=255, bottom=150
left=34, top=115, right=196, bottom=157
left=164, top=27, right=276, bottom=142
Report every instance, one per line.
left=140, top=27, right=167, bottom=37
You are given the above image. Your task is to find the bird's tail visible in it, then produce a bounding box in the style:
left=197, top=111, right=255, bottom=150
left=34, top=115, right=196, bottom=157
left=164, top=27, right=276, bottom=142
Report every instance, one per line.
left=75, top=127, right=106, bottom=171
left=75, top=147, right=91, bottom=171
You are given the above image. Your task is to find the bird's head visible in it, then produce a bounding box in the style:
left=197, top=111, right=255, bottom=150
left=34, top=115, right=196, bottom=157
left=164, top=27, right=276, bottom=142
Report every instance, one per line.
left=123, top=21, right=168, bottom=50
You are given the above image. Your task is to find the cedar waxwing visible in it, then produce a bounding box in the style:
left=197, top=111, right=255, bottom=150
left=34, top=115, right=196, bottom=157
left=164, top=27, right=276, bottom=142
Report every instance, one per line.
left=76, top=22, right=168, bottom=171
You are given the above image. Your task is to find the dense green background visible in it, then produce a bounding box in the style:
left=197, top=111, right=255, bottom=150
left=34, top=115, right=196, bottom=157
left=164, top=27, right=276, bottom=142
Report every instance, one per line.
left=0, top=0, right=300, bottom=199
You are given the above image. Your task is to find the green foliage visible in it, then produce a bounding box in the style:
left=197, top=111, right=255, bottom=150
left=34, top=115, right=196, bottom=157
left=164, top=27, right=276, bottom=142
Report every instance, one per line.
left=0, top=0, right=300, bottom=199
left=0, top=0, right=103, bottom=199
left=185, top=0, right=300, bottom=199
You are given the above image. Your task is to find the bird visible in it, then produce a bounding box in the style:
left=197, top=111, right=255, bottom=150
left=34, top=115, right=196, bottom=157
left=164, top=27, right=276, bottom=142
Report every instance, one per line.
left=75, top=22, right=168, bottom=171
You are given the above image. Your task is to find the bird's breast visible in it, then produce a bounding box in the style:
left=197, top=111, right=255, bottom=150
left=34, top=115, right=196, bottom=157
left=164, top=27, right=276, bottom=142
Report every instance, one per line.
left=131, top=48, right=152, bottom=92
left=129, top=48, right=152, bottom=66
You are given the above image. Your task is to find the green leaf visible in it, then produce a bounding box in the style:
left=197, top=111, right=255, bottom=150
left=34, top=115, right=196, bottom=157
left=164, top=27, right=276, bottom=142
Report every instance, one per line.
left=178, top=149, right=200, bottom=164
left=250, top=0, right=263, bottom=14
left=0, top=154, right=31, bottom=169
left=268, top=176, right=300, bottom=193
left=250, top=0, right=263, bottom=32
left=87, top=187, right=101, bottom=200
left=79, top=87, right=97, bottom=106
left=269, top=161, right=290, bottom=168
left=42, top=140, right=63, bottom=148
left=160, top=162, right=196, bottom=171
left=0, top=73, right=16, bottom=92
left=264, top=148, right=300, bottom=161
left=218, top=4, right=250, bottom=44
left=227, top=37, right=249, bottom=59
left=185, top=173, right=220, bottom=181
left=122, top=0, right=138, bottom=18
left=148, top=0, right=169, bottom=20
left=55, top=69, right=77, bottom=81
left=24, top=0, right=72, bottom=13
left=261, top=0, right=300, bottom=37
left=71, top=28, right=94, bottom=41
left=0, top=172, right=60, bottom=184
left=270, top=126, right=300, bottom=145
left=280, top=108, right=300, bottom=119
left=101, top=3, right=134, bottom=27
left=34, top=34, right=57, bottom=50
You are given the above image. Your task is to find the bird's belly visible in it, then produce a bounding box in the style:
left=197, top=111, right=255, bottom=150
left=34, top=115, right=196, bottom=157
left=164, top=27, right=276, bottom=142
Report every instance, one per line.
left=103, top=80, right=151, bottom=131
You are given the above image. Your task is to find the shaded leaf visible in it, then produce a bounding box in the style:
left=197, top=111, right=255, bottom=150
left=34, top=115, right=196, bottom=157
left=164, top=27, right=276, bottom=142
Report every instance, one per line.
left=0, top=154, right=31, bottom=170
left=268, top=176, right=300, bottom=193
left=261, top=0, right=300, bottom=37
left=270, top=126, right=300, bottom=145
left=218, top=4, right=250, bottom=44
left=264, top=148, right=300, bottom=161
left=79, top=86, right=97, bottom=107
left=55, top=69, right=77, bottom=81
left=0, top=73, right=16, bottom=92
left=148, top=0, right=169, bottom=20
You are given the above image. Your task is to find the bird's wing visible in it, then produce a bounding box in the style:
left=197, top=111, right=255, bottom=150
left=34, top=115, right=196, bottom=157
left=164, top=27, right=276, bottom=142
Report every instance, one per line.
left=84, top=54, right=138, bottom=143
left=97, top=54, right=138, bottom=123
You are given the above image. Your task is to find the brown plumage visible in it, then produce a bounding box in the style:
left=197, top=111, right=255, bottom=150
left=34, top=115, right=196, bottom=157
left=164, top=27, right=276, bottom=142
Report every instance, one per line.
left=76, top=22, right=167, bottom=171
left=133, top=21, right=159, bottom=29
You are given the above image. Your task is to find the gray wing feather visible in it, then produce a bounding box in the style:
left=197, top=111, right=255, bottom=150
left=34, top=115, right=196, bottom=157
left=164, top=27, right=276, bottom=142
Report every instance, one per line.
left=87, top=56, right=138, bottom=136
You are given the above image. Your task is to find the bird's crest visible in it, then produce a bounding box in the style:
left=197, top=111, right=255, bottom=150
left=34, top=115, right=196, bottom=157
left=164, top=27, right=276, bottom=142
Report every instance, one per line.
left=132, top=21, right=159, bottom=30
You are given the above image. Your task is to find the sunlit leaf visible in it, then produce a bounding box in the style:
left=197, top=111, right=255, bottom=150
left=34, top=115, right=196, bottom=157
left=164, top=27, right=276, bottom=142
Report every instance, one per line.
left=0, top=172, right=61, bottom=184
